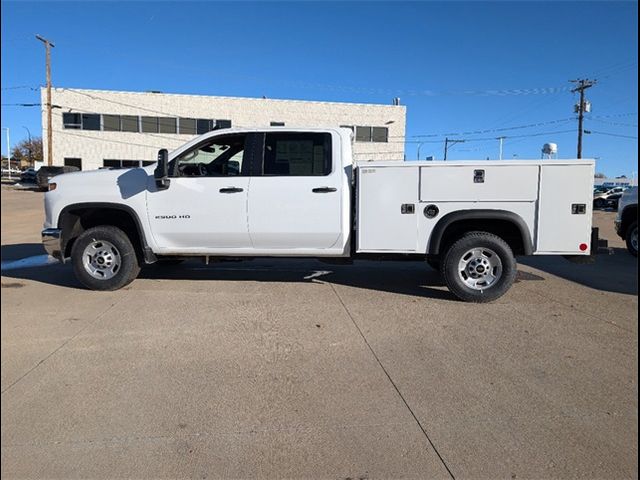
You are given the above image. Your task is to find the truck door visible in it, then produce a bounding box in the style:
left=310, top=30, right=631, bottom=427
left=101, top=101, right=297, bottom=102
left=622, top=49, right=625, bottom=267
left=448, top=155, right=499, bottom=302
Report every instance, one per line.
left=146, top=132, right=252, bottom=251
left=247, top=132, right=343, bottom=250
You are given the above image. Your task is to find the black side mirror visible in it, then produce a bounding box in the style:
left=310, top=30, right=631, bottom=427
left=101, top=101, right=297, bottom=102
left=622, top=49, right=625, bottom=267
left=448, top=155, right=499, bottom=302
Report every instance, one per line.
left=154, top=149, right=170, bottom=190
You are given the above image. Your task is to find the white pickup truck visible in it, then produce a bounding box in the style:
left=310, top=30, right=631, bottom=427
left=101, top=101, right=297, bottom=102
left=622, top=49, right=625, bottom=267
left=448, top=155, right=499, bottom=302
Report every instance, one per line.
left=42, top=127, right=596, bottom=302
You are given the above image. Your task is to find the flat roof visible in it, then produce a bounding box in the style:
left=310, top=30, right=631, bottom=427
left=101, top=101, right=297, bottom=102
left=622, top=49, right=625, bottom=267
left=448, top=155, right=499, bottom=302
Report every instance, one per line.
left=50, top=87, right=406, bottom=110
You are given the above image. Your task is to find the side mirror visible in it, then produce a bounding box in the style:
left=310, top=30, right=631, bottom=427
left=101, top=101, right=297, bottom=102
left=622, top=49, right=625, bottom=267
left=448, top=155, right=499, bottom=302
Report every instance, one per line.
left=154, top=149, right=170, bottom=190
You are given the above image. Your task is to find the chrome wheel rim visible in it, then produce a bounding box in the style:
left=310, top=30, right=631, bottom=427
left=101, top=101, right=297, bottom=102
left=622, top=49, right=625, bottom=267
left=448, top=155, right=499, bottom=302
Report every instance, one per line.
left=632, top=226, right=638, bottom=252
left=458, top=247, right=503, bottom=290
left=82, top=240, right=121, bottom=280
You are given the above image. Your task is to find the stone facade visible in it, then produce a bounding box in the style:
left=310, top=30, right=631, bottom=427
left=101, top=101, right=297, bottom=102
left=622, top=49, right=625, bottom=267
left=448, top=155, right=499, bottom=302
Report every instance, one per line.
left=42, top=88, right=406, bottom=170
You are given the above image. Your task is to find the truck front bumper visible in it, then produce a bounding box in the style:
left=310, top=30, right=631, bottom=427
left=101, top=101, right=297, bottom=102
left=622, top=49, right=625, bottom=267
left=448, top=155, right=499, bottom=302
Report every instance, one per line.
left=614, top=220, right=623, bottom=238
left=42, top=228, right=64, bottom=261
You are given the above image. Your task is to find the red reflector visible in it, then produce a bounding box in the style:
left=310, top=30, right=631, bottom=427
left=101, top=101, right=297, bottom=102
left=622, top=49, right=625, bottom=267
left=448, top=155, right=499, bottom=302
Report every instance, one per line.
left=579, top=243, right=588, bottom=251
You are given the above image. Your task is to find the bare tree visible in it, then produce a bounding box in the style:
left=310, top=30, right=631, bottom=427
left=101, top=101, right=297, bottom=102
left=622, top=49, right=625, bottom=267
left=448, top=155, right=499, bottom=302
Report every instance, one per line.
left=594, top=172, right=607, bottom=178
left=11, top=137, right=43, bottom=167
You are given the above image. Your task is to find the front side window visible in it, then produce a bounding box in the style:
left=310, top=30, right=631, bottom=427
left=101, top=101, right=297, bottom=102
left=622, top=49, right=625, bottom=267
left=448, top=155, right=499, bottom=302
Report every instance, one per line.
left=263, top=132, right=331, bottom=176
left=175, top=133, right=246, bottom=177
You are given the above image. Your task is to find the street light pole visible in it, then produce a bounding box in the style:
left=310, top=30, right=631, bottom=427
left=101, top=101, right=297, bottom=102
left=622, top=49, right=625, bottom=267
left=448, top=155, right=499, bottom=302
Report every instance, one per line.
left=417, top=142, right=426, bottom=161
left=23, top=126, right=32, bottom=167
left=36, top=34, right=55, bottom=166
left=497, top=136, right=506, bottom=160
left=444, top=137, right=465, bottom=161
left=2, top=127, right=11, bottom=180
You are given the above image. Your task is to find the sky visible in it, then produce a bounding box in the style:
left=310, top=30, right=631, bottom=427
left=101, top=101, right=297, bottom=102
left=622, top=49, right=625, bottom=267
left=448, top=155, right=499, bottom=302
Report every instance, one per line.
left=1, top=1, right=637, bottom=177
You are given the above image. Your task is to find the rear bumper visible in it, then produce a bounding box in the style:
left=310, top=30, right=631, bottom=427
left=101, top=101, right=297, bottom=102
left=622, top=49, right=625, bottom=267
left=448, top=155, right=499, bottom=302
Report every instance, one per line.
left=42, top=228, right=64, bottom=261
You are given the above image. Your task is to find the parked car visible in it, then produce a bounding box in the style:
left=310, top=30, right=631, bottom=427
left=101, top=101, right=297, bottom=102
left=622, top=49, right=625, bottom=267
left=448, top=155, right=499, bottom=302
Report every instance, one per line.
left=1, top=167, right=22, bottom=177
left=605, top=192, right=624, bottom=209
left=594, top=187, right=627, bottom=209
left=20, top=168, right=38, bottom=183
left=615, top=187, right=638, bottom=256
left=36, top=166, right=79, bottom=191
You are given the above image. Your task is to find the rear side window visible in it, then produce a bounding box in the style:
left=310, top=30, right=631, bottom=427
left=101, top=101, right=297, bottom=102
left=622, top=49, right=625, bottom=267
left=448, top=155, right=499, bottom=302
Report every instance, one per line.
left=263, top=132, right=331, bottom=176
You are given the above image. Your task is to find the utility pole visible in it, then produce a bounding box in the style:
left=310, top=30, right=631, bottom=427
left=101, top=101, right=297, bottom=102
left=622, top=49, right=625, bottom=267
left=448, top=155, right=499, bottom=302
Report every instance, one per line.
left=444, top=137, right=465, bottom=161
left=36, top=34, right=55, bottom=166
left=570, top=78, right=596, bottom=159
left=497, top=136, right=506, bottom=160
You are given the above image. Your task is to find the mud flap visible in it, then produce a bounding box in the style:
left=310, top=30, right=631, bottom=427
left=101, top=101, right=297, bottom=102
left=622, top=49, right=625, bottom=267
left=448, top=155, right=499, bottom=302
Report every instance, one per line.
left=563, top=227, right=608, bottom=264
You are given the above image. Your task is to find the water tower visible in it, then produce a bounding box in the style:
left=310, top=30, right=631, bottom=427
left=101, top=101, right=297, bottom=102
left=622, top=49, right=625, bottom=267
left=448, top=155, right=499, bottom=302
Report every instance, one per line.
left=541, top=142, right=558, bottom=159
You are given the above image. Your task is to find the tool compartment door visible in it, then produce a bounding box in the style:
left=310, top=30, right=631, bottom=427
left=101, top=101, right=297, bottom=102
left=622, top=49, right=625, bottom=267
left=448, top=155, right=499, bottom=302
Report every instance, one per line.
left=536, top=164, right=594, bottom=253
left=357, top=166, right=419, bottom=252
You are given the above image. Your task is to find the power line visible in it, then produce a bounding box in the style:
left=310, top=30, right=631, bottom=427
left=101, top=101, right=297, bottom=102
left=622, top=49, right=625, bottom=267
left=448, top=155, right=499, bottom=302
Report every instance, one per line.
left=1, top=103, right=41, bottom=107
left=1, top=85, right=40, bottom=91
left=588, top=131, right=638, bottom=140
left=394, top=117, right=575, bottom=139
left=588, top=118, right=638, bottom=128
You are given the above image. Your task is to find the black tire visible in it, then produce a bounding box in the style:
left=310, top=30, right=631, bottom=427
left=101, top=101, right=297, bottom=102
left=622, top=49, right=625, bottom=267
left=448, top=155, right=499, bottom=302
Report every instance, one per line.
left=71, top=226, right=141, bottom=291
left=626, top=221, right=638, bottom=257
left=594, top=198, right=605, bottom=209
left=441, top=231, right=517, bottom=303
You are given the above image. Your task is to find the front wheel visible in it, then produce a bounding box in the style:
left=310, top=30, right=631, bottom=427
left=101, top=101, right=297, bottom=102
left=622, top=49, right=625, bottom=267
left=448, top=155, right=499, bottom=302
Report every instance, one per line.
left=441, top=232, right=517, bottom=303
left=71, top=226, right=141, bottom=291
left=626, top=221, right=638, bottom=257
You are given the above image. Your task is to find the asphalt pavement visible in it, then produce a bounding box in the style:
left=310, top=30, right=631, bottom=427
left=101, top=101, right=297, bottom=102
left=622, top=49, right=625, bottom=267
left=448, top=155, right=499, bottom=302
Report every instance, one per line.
left=1, top=187, right=637, bottom=479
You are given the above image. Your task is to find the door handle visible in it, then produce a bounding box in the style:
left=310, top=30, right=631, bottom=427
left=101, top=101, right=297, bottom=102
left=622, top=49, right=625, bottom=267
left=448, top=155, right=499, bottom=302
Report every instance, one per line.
left=219, top=187, right=244, bottom=193
left=312, top=187, right=337, bottom=193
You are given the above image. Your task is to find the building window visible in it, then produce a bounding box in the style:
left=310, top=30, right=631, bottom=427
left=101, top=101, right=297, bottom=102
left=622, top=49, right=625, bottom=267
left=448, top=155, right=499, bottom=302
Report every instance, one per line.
left=196, top=119, right=215, bottom=135
left=263, top=132, right=331, bottom=176
left=121, top=115, right=139, bottom=132
left=103, top=115, right=121, bottom=132
left=103, top=160, right=121, bottom=168
left=356, top=126, right=372, bottom=142
left=216, top=119, right=232, bottom=129
left=372, top=127, right=388, bottom=143
left=62, top=113, right=82, bottom=129
left=158, top=117, right=177, bottom=134
left=103, top=159, right=149, bottom=169
left=270, top=122, right=285, bottom=127
left=179, top=118, right=197, bottom=135
left=64, top=158, right=82, bottom=170
left=355, top=126, right=388, bottom=142
left=141, top=116, right=159, bottom=133
left=81, top=114, right=101, bottom=131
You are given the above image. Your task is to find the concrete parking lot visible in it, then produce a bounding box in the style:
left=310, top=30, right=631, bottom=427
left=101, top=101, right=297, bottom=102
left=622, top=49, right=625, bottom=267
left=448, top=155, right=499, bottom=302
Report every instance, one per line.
left=1, top=187, right=637, bottom=479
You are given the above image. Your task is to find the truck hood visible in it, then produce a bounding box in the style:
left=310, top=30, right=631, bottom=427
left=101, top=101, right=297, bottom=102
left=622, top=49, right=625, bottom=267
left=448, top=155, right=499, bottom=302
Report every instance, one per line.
left=44, top=166, right=156, bottom=229
left=51, top=166, right=155, bottom=197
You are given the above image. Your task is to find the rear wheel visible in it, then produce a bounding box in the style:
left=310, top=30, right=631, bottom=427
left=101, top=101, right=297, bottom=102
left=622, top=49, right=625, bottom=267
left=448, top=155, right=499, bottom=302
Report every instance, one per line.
left=594, top=198, right=605, bottom=209
left=626, top=221, right=638, bottom=257
left=71, top=226, right=140, bottom=291
left=441, top=231, right=517, bottom=303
